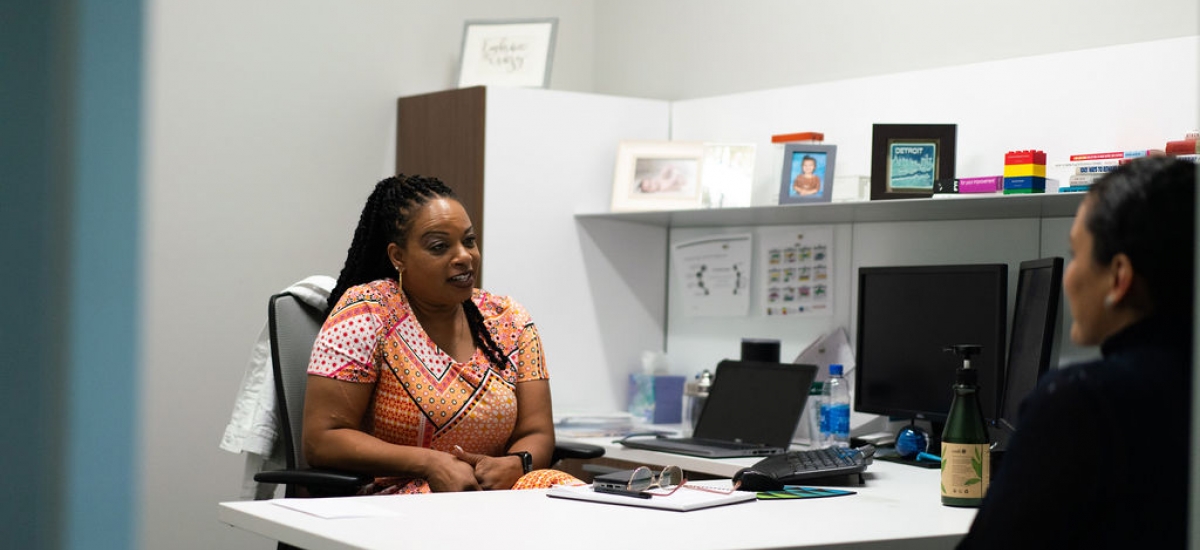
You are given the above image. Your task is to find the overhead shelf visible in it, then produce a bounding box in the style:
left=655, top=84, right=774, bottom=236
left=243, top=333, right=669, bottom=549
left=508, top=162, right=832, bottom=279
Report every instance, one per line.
left=575, top=192, right=1083, bottom=229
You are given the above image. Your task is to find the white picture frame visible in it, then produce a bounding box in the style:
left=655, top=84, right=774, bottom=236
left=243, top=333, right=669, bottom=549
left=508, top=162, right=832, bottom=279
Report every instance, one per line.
left=700, top=143, right=755, bottom=209
left=457, top=18, right=558, bottom=89
left=610, top=141, right=706, bottom=212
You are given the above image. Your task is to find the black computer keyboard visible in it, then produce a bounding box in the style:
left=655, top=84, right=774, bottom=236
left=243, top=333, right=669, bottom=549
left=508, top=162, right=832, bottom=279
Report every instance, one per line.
left=734, top=445, right=874, bottom=491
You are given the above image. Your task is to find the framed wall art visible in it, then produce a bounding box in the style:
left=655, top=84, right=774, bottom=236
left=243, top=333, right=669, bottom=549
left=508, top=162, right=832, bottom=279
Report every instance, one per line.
left=870, top=124, right=957, bottom=200
left=778, top=143, right=837, bottom=205
left=610, top=141, right=706, bottom=212
left=457, top=18, right=558, bottom=88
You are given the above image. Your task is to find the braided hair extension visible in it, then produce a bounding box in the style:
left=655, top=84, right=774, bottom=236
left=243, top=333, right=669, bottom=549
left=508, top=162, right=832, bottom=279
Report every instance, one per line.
left=327, top=174, right=510, bottom=370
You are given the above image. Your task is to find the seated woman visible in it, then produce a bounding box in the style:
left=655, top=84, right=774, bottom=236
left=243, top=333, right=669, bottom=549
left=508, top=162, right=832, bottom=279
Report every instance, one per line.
left=958, top=156, right=1195, bottom=547
left=302, top=174, right=580, bottom=493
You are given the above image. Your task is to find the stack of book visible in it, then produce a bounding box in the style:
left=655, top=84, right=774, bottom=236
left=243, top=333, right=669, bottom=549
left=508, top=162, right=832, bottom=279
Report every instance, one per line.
left=1051, top=149, right=1163, bottom=193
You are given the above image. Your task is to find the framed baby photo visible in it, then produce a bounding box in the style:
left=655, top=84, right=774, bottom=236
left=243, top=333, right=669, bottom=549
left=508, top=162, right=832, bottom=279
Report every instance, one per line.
left=610, top=140, right=706, bottom=212
left=778, top=143, right=838, bottom=205
left=457, top=18, right=558, bottom=88
left=870, top=123, right=957, bottom=200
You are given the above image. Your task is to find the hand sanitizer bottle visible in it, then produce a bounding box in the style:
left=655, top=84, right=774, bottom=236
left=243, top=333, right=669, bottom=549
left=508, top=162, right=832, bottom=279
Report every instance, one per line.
left=940, top=344, right=991, bottom=507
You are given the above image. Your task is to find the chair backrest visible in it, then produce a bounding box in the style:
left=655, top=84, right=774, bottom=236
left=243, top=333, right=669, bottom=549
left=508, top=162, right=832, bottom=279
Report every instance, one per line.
left=267, top=292, right=327, bottom=472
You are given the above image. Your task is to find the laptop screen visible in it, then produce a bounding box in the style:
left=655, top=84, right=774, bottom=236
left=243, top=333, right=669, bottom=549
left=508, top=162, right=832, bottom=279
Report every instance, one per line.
left=693, top=360, right=818, bottom=447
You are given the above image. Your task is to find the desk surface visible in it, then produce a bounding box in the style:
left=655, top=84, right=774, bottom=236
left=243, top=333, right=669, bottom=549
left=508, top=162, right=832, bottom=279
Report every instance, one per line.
left=219, top=458, right=976, bottom=550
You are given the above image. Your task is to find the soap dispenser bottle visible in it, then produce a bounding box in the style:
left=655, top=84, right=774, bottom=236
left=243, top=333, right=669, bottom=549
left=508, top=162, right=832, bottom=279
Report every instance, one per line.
left=940, top=344, right=991, bottom=507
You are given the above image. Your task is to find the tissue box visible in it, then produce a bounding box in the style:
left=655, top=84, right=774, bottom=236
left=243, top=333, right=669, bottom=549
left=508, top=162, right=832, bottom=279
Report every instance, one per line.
left=627, top=374, right=686, bottom=424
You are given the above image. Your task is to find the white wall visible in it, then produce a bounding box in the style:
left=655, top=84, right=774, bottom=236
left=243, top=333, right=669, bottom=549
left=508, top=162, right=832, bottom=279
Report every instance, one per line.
left=139, top=1, right=1198, bottom=549
left=594, top=0, right=1200, bottom=100
left=141, top=2, right=593, bottom=550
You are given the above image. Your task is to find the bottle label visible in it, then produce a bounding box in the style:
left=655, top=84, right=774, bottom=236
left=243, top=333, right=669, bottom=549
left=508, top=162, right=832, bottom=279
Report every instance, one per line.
left=940, top=443, right=990, bottom=500
left=819, top=403, right=850, bottom=440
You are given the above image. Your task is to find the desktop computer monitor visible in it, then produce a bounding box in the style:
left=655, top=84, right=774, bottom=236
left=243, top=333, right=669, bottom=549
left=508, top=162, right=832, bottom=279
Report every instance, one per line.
left=996, top=257, right=1064, bottom=433
left=854, top=264, right=1008, bottom=426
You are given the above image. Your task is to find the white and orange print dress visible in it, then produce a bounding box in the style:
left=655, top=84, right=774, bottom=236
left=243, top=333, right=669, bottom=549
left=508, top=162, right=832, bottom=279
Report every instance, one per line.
left=308, top=278, right=574, bottom=493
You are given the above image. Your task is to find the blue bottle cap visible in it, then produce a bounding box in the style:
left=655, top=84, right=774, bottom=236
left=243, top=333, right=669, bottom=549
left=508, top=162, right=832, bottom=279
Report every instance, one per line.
left=829, top=364, right=843, bottom=376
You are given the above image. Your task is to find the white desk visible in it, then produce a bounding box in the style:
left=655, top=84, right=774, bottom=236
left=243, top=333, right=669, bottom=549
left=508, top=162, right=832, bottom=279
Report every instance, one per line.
left=219, top=458, right=976, bottom=550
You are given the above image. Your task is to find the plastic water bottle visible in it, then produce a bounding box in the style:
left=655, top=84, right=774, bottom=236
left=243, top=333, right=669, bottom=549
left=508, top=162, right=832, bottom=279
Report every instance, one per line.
left=819, top=364, right=850, bottom=447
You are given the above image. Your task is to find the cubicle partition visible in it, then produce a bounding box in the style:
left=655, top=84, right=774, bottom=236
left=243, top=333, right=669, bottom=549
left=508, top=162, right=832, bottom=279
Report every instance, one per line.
left=400, top=36, right=1197, bottom=421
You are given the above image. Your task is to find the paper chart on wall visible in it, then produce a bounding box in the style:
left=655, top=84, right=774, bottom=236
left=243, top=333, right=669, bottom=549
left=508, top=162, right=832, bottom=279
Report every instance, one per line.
left=760, top=226, right=833, bottom=317
left=671, top=234, right=752, bottom=317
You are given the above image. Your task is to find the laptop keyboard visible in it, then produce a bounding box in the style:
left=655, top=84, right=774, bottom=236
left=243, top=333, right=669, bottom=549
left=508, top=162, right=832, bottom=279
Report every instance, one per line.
left=746, top=445, right=874, bottom=484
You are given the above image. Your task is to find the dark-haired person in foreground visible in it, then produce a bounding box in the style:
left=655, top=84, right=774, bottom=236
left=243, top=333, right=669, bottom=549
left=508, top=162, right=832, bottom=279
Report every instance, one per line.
left=302, top=175, right=579, bottom=493
left=959, top=156, right=1195, bottom=547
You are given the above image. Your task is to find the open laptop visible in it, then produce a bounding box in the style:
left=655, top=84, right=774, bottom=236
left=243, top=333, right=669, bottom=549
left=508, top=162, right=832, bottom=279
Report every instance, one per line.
left=618, top=360, right=818, bottom=458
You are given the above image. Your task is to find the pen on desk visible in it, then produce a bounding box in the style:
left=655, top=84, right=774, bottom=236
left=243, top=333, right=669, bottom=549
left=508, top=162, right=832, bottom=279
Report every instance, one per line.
left=593, top=485, right=653, bottom=499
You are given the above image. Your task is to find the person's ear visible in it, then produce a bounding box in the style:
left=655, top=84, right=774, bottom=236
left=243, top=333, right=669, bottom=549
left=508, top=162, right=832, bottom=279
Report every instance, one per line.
left=1104, top=252, right=1135, bottom=308
left=387, top=242, right=405, bottom=273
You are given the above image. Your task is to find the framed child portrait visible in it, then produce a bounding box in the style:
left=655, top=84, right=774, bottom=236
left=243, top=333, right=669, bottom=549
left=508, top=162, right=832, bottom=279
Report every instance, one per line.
left=778, top=143, right=837, bottom=205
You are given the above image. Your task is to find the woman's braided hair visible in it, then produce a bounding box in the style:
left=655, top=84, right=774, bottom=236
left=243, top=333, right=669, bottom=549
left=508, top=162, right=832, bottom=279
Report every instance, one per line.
left=328, top=174, right=509, bottom=370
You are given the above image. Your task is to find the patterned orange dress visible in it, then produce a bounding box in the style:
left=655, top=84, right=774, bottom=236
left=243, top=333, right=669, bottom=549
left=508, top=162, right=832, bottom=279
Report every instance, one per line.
left=307, top=278, right=578, bottom=493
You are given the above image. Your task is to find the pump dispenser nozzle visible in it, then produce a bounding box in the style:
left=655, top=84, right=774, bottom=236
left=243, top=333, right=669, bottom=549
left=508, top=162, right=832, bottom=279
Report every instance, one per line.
left=944, top=344, right=983, bottom=384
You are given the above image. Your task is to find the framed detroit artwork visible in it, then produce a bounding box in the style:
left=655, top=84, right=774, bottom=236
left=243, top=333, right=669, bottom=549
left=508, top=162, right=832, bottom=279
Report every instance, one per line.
left=870, top=124, right=957, bottom=200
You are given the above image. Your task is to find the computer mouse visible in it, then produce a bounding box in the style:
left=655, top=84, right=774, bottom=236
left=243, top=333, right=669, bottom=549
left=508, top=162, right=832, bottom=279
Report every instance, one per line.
left=732, top=468, right=783, bottom=492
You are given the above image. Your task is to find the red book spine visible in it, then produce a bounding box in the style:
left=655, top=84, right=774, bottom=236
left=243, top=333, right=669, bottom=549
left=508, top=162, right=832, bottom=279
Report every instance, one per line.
left=1070, top=152, right=1125, bottom=161
left=1070, top=150, right=1163, bottom=161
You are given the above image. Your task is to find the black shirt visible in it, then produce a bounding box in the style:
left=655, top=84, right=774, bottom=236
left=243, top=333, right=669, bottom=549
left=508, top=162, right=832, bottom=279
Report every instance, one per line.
left=958, top=316, right=1192, bottom=548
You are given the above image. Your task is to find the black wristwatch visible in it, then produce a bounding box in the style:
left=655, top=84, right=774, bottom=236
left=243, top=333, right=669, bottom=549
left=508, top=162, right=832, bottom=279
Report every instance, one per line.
left=507, top=451, right=533, bottom=474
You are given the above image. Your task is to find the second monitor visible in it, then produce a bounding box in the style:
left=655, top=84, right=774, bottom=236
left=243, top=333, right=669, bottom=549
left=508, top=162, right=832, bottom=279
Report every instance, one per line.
left=996, top=257, right=1064, bottom=435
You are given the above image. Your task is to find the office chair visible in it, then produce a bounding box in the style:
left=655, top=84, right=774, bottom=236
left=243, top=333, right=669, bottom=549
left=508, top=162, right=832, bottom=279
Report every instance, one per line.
left=253, top=291, right=603, bottom=498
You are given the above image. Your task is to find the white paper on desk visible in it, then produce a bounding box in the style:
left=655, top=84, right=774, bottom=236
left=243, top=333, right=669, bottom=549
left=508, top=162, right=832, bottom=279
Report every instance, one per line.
left=554, top=411, right=636, bottom=438
left=547, top=482, right=755, bottom=511
left=272, top=498, right=401, bottom=519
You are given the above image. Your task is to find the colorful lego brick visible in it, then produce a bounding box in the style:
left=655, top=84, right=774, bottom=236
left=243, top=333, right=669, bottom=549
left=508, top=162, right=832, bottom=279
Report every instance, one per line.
left=1003, top=176, right=1047, bottom=190
left=958, top=176, right=1003, bottom=193
left=1005, top=150, right=1047, bottom=165
left=1003, top=163, right=1047, bottom=178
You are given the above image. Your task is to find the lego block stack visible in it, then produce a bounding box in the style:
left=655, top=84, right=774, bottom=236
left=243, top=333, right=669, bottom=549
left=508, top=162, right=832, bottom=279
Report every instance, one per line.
left=1003, top=150, right=1047, bottom=194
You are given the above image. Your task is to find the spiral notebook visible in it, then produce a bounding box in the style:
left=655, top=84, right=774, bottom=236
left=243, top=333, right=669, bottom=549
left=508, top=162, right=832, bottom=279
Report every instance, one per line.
left=546, top=482, right=755, bottom=511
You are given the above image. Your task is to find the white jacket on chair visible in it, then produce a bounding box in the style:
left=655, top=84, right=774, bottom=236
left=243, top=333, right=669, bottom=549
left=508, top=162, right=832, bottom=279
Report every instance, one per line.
left=220, top=275, right=335, bottom=499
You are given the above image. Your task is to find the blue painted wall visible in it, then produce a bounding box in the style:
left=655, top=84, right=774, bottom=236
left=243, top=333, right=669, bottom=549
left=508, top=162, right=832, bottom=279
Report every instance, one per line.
left=1, top=1, right=142, bottom=548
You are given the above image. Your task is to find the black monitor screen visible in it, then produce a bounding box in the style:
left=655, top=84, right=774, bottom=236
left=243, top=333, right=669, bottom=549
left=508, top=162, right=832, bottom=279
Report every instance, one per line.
left=855, top=264, right=1007, bottom=423
left=997, top=257, right=1063, bottom=431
